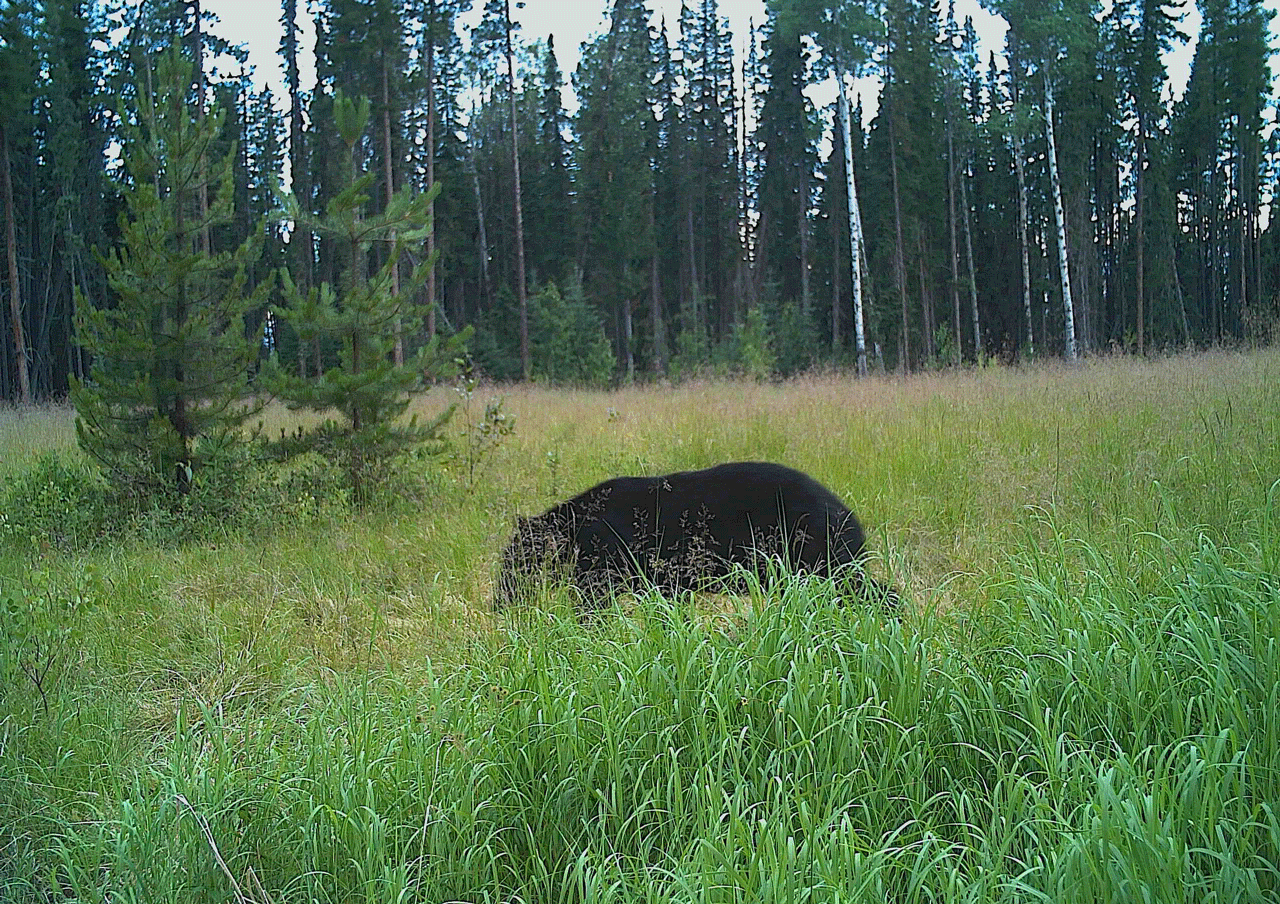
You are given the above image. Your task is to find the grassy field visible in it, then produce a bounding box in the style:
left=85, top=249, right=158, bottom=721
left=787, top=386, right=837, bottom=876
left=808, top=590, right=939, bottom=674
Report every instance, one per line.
left=2, top=350, right=1279, bottom=901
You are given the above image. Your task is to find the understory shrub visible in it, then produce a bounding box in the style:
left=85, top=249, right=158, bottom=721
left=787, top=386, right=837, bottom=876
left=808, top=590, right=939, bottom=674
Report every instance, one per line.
left=0, top=454, right=114, bottom=551
left=0, top=441, right=366, bottom=553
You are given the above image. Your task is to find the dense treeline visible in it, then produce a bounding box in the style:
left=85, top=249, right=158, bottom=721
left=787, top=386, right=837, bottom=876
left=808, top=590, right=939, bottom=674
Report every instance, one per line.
left=1, top=0, right=1277, bottom=401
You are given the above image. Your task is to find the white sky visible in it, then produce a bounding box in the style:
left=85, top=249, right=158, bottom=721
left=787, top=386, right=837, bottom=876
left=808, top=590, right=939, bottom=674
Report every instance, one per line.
left=206, top=0, right=1001, bottom=122
left=205, top=0, right=1280, bottom=132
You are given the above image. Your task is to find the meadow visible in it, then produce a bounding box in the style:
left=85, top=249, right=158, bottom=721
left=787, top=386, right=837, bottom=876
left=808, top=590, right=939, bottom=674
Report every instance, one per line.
left=1, top=350, right=1279, bottom=902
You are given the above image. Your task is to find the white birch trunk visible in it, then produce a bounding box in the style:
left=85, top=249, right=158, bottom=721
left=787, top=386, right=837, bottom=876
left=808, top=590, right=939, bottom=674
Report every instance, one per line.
left=1043, top=75, right=1077, bottom=361
left=837, top=76, right=867, bottom=377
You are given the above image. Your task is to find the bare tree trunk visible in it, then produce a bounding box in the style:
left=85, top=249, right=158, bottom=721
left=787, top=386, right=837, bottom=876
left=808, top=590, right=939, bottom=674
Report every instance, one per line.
left=502, top=0, right=530, bottom=380
left=798, top=208, right=811, bottom=318
left=1251, top=136, right=1262, bottom=321
left=737, top=58, right=755, bottom=315
left=831, top=206, right=841, bottom=352
left=751, top=207, right=767, bottom=305
left=837, top=76, right=866, bottom=376
left=192, top=0, right=210, bottom=256
left=1013, top=130, right=1034, bottom=356
left=960, top=162, right=981, bottom=358
left=1168, top=233, right=1191, bottom=347
left=946, top=116, right=961, bottom=364
left=1008, top=49, right=1034, bottom=358
left=686, top=205, right=701, bottom=335
left=1, top=121, right=29, bottom=404
left=885, top=92, right=910, bottom=373
left=468, top=143, right=492, bottom=310
left=1208, top=175, right=1220, bottom=341
left=170, top=85, right=192, bottom=492
left=917, top=230, right=934, bottom=362
left=649, top=197, right=666, bottom=373
left=282, top=0, right=309, bottom=377
left=425, top=32, right=437, bottom=339
left=798, top=170, right=810, bottom=316
left=1042, top=287, right=1049, bottom=351
left=1135, top=106, right=1145, bottom=356
left=1043, top=73, right=1077, bottom=360
left=382, top=57, right=403, bottom=366
left=622, top=265, right=634, bottom=382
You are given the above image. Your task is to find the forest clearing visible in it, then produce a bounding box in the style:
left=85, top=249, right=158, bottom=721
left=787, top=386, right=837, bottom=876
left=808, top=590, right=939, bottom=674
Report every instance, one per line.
left=2, top=349, right=1279, bottom=901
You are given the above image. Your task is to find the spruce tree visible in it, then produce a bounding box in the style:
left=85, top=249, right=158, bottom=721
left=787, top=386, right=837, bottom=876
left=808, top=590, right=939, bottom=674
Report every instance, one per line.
left=71, top=49, right=270, bottom=498
left=1114, top=0, right=1186, bottom=354
left=1172, top=0, right=1271, bottom=343
left=575, top=0, right=658, bottom=379
left=755, top=8, right=818, bottom=310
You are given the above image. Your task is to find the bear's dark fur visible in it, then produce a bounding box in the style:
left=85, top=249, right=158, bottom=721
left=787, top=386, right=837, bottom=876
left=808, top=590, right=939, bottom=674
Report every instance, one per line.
left=494, top=461, right=895, bottom=611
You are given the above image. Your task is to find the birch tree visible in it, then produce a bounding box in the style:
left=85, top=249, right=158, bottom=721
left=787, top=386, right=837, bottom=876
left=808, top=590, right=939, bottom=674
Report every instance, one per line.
left=996, top=0, right=1098, bottom=360
left=774, top=0, right=879, bottom=375
left=836, top=80, right=867, bottom=375
left=1043, top=73, right=1077, bottom=360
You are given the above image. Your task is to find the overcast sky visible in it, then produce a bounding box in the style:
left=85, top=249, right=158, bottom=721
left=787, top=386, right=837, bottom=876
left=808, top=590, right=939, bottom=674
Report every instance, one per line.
left=206, top=0, right=1004, bottom=122
left=204, top=0, right=1280, bottom=137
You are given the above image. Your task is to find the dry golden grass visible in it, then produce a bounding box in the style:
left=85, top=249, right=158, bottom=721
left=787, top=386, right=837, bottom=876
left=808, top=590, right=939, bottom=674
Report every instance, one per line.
left=416, top=348, right=1280, bottom=612
left=3, top=348, right=1276, bottom=622
left=0, top=402, right=78, bottom=474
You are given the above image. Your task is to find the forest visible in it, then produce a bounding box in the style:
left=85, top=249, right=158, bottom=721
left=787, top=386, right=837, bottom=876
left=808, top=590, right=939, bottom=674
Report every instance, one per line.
left=0, top=0, right=1277, bottom=402
left=4, top=3, right=1280, bottom=896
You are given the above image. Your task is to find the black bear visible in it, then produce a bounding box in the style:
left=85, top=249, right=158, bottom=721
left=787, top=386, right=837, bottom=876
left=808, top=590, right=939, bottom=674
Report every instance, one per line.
left=494, top=461, right=896, bottom=612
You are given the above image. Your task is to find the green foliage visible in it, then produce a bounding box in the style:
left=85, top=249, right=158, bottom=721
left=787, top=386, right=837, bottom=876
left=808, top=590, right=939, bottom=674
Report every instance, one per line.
left=264, top=450, right=352, bottom=525
left=70, top=49, right=271, bottom=500
left=667, top=303, right=818, bottom=382
left=733, top=305, right=778, bottom=381
left=768, top=302, right=819, bottom=377
left=530, top=280, right=616, bottom=386
left=668, top=327, right=712, bottom=381
left=930, top=323, right=959, bottom=370
left=0, top=443, right=356, bottom=552
left=268, top=90, right=468, bottom=504
left=0, top=567, right=99, bottom=719
left=454, top=374, right=516, bottom=491
left=0, top=454, right=113, bottom=551
left=474, top=280, right=616, bottom=385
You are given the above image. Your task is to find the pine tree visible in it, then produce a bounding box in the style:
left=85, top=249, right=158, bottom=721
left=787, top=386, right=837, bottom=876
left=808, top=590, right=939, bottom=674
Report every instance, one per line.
left=280, top=0, right=312, bottom=375
left=269, top=91, right=467, bottom=503
left=525, top=36, right=575, bottom=290
left=649, top=17, right=676, bottom=373
left=415, top=0, right=470, bottom=338
left=774, top=0, right=881, bottom=372
left=71, top=49, right=271, bottom=498
left=677, top=0, right=741, bottom=341
left=40, top=0, right=105, bottom=397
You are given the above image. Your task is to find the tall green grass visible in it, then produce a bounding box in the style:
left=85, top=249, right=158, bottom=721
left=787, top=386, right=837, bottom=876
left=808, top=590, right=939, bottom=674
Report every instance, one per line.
left=2, top=350, right=1279, bottom=901
left=4, top=542, right=1276, bottom=901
